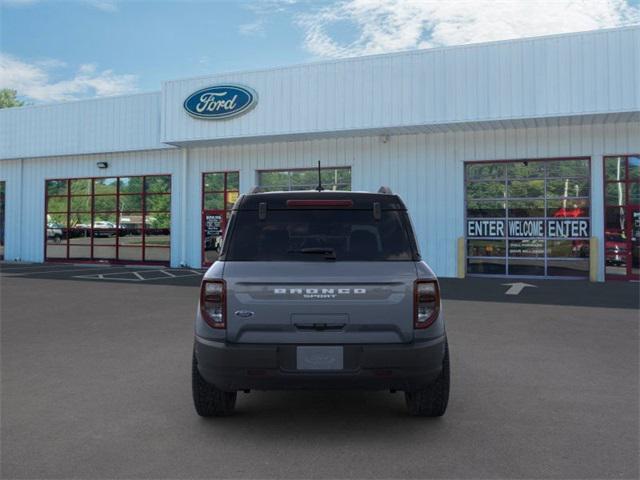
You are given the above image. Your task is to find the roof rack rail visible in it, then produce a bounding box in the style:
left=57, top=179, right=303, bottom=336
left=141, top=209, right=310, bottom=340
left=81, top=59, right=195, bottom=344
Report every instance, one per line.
left=249, top=186, right=262, bottom=194
left=377, top=186, right=393, bottom=194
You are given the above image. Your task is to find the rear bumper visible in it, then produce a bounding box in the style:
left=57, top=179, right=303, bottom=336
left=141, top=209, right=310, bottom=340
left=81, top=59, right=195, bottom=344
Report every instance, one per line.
left=194, top=335, right=447, bottom=392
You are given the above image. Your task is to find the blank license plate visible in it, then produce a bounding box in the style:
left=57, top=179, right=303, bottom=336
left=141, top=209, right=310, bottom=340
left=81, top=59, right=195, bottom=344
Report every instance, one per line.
left=296, top=346, right=344, bottom=371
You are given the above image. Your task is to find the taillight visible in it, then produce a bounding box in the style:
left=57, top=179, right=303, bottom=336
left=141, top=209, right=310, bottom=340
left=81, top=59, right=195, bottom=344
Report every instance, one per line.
left=200, top=280, right=226, bottom=329
left=414, top=280, right=440, bottom=329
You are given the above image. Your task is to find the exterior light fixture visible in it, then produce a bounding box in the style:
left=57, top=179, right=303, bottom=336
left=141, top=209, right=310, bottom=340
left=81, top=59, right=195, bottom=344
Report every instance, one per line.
left=97, top=162, right=109, bottom=169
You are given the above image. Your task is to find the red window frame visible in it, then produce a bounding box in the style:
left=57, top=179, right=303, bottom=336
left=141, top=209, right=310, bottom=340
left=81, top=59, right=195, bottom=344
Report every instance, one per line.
left=603, top=154, right=639, bottom=281
left=44, top=175, right=171, bottom=265
left=201, top=171, right=239, bottom=266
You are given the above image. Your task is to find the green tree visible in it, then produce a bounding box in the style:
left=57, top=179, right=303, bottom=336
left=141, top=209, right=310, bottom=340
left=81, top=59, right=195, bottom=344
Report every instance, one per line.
left=0, top=89, right=25, bottom=109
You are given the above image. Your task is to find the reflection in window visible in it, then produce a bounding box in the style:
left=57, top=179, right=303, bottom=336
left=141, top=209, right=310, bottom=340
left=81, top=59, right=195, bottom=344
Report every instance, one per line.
left=258, top=167, right=351, bottom=192
left=45, top=175, right=171, bottom=263
left=202, top=171, right=240, bottom=265
left=465, top=158, right=591, bottom=278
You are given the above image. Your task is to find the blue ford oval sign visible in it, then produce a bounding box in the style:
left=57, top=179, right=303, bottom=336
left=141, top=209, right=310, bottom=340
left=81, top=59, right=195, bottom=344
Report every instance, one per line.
left=183, top=84, right=257, bottom=120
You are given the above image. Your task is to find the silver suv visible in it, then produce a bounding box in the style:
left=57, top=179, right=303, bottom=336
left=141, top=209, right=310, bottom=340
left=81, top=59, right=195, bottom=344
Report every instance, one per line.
left=192, top=188, right=450, bottom=417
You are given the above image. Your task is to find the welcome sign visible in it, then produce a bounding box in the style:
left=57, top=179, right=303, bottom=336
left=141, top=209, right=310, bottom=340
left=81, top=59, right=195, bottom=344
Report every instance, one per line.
left=467, top=219, right=590, bottom=238
left=184, top=84, right=257, bottom=119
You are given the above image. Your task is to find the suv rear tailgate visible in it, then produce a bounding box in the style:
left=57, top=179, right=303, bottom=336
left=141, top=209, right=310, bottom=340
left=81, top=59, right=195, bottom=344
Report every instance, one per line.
left=223, top=261, right=417, bottom=344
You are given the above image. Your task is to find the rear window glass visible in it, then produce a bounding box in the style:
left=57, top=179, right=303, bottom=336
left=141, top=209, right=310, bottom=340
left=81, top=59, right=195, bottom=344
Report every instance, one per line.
left=223, top=210, right=416, bottom=261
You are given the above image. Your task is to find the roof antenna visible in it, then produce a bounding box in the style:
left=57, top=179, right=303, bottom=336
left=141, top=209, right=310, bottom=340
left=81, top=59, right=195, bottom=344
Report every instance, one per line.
left=316, top=160, right=324, bottom=192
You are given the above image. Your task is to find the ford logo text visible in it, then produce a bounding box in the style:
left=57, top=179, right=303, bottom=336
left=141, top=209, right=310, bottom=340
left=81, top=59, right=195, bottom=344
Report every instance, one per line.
left=183, top=85, right=257, bottom=120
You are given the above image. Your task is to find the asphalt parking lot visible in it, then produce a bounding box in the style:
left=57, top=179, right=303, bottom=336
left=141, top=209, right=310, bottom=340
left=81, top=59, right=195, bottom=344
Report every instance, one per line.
left=1, top=262, right=638, bottom=479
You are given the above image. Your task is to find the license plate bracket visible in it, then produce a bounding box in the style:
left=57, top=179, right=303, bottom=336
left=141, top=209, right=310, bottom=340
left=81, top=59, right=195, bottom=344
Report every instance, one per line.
left=296, top=346, right=344, bottom=371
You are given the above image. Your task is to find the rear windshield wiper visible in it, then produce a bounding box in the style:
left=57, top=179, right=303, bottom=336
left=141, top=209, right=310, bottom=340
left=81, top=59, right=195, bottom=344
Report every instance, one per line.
left=288, top=247, right=337, bottom=260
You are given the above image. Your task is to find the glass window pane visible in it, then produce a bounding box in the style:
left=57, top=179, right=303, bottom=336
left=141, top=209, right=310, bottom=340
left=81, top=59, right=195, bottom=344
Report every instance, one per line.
left=508, top=259, right=545, bottom=276
left=94, top=178, right=117, bottom=194
left=506, top=161, right=545, bottom=179
left=93, top=195, right=117, bottom=212
left=547, top=178, right=589, bottom=198
left=146, top=213, right=170, bottom=229
left=145, top=194, right=171, bottom=212
left=145, top=175, right=171, bottom=193
left=605, top=157, right=626, bottom=181
left=507, top=200, right=545, bottom=218
left=118, top=230, right=143, bottom=247
left=204, top=173, right=224, bottom=192
left=144, top=247, right=170, bottom=262
left=227, top=191, right=239, bottom=206
left=546, top=159, right=589, bottom=178
left=466, top=163, right=505, bottom=180
left=259, top=171, right=289, bottom=189
left=47, top=196, right=68, bottom=213
left=466, top=181, right=505, bottom=199
left=629, top=183, right=639, bottom=205
left=119, top=177, right=143, bottom=193
left=69, top=213, right=91, bottom=229
left=93, top=213, right=116, bottom=227
left=145, top=230, right=171, bottom=247
left=605, top=207, right=627, bottom=233
left=118, top=247, right=142, bottom=261
left=466, top=200, right=506, bottom=218
left=93, top=246, right=116, bottom=260
left=467, top=240, right=506, bottom=257
left=227, top=172, right=239, bottom=190
left=467, top=258, right=505, bottom=275
left=46, top=213, right=68, bottom=228
left=335, top=168, right=351, bottom=185
left=547, top=240, right=589, bottom=258
left=291, top=170, right=318, bottom=187
left=69, top=245, right=91, bottom=259
left=68, top=226, right=91, bottom=243
left=605, top=183, right=626, bottom=206
left=93, top=231, right=116, bottom=245
left=507, top=180, right=545, bottom=198
left=119, top=194, right=142, bottom=212
left=46, top=226, right=66, bottom=244
left=204, top=193, right=224, bottom=210
left=46, top=243, right=67, bottom=258
left=547, top=260, right=589, bottom=277
left=547, top=199, right=589, bottom=218
left=508, top=240, right=544, bottom=257
left=47, top=180, right=67, bottom=196
left=70, top=179, right=91, bottom=194
left=70, top=196, right=91, bottom=212
left=629, top=156, right=639, bottom=180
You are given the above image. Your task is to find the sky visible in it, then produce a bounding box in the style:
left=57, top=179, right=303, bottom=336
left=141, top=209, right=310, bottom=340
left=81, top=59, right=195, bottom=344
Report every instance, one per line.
left=1, top=0, right=639, bottom=104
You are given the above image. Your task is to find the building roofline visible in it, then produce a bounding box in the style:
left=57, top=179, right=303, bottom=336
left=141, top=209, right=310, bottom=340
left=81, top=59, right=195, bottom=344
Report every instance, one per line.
left=162, top=24, right=640, bottom=85
left=0, top=90, right=161, bottom=113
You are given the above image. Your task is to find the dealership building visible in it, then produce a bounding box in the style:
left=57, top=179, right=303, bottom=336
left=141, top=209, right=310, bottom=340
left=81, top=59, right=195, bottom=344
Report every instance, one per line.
left=0, top=26, right=638, bottom=281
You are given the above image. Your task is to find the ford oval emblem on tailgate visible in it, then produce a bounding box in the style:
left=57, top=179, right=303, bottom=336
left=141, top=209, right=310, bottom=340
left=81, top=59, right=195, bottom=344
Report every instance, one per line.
left=234, top=310, right=254, bottom=318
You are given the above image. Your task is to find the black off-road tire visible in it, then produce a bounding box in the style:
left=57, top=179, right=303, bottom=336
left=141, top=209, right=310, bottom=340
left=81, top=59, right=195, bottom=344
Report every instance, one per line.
left=192, top=352, right=237, bottom=417
left=405, top=342, right=450, bottom=417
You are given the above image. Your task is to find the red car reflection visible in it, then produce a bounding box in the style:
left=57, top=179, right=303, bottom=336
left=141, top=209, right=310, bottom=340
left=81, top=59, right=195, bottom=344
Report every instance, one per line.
left=553, top=207, right=585, bottom=218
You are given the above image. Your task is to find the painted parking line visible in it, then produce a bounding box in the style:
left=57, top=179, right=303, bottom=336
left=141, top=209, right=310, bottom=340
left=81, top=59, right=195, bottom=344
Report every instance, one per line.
left=0, top=266, right=134, bottom=276
left=73, top=269, right=203, bottom=282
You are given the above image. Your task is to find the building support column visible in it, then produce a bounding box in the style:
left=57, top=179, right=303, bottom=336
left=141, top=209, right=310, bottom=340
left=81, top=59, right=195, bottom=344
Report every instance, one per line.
left=591, top=155, right=604, bottom=282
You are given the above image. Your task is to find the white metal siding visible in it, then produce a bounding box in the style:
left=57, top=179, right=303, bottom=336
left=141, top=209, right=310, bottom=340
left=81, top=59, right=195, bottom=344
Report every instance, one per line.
left=0, top=92, right=169, bottom=160
left=162, top=27, right=640, bottom=145
left=2, top=121, right=638, bottom=278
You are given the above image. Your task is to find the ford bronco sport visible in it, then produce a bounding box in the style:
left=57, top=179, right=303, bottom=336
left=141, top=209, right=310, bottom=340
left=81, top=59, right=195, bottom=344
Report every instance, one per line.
left=192, top=188, right=450, bottom=417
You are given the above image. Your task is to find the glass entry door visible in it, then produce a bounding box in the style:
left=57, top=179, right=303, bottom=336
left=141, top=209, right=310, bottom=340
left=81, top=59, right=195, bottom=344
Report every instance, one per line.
left=604, top=155, right=639, bottom=280
left=201, top=171, right=239, bottom=266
